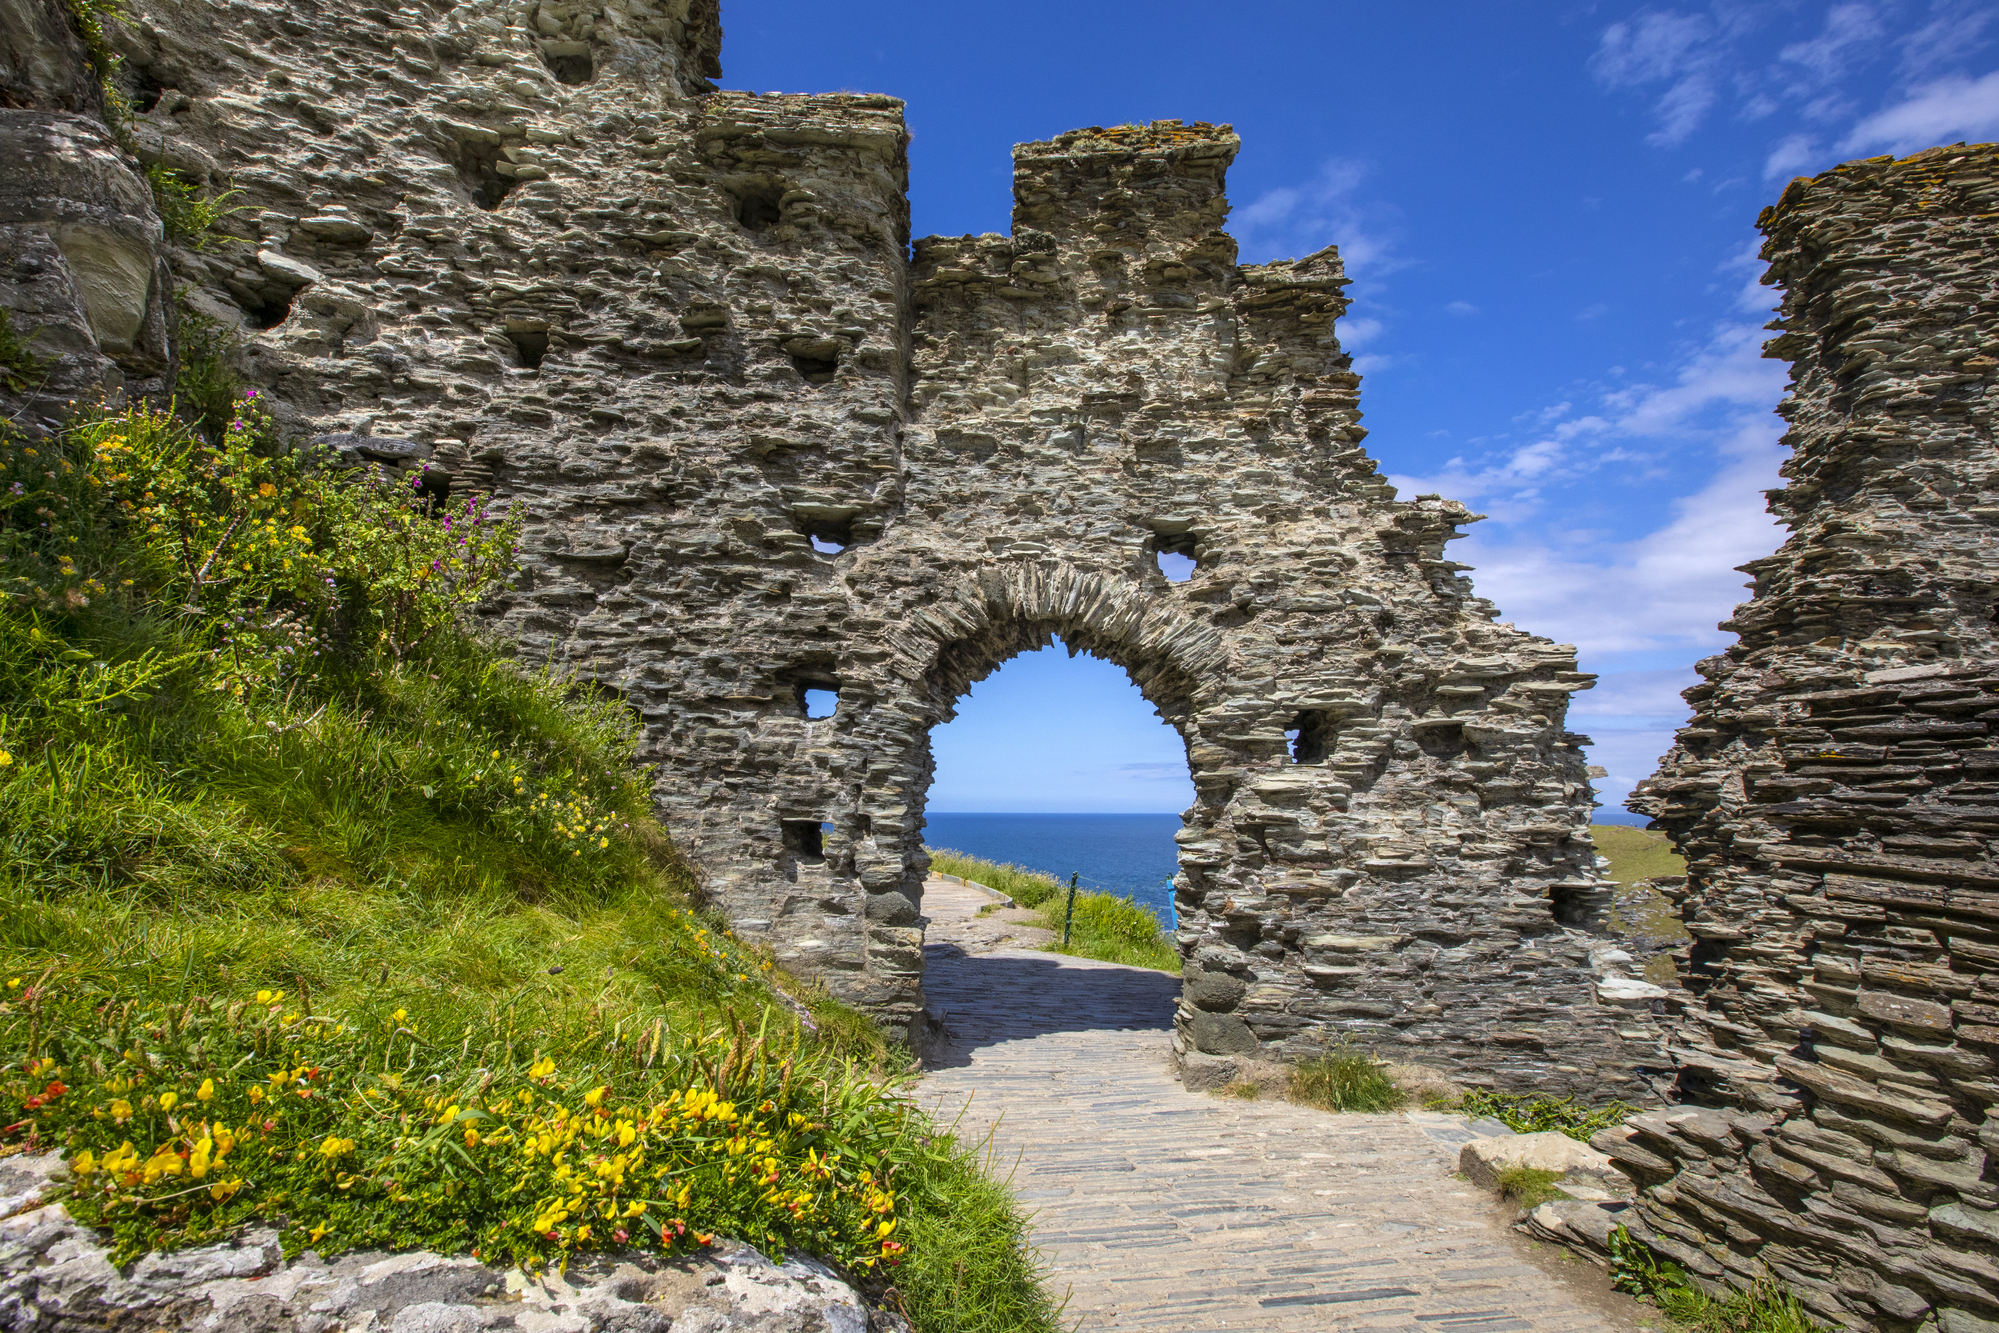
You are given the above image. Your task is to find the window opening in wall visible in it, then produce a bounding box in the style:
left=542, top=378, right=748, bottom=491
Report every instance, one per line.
left=782, top=820, right=825, bottom=862
left=503, top=322, right=548, bottom=369
left=799, top=513, right=855, bottom=553
left=1287, top=710, right=1333, bottom=764
left=802, top=688, right=838, bottom=719
left=1153, top=532, right=1199, bottom=583
left=790, top=352, right=838, bottom=386
left=730, top=184, right=785, bottom=232
left=541, top=46, right=594, bottom=85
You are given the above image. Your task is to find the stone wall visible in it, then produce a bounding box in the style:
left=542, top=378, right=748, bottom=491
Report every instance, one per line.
left=1623, top=145, right=1999, bottom=1331
left=0, top=0, right=1668, bottom=1095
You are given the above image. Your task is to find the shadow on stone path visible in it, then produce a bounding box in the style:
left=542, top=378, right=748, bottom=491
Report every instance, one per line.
left=917, top=880, right=1654, bottom=1332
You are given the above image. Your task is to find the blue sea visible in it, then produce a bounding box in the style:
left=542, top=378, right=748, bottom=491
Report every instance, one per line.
left=920, top=812, right=1181, bottom=927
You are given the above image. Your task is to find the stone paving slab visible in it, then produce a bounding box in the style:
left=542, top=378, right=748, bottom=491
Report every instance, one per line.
left=918, top=892, right=1649, bottom=1332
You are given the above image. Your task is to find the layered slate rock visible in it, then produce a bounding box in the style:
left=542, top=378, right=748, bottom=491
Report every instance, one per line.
left=0, top=0, right=1646, bottom=1095
left=1627, top=145, right=1999, bottom=1331
left=0, top=0, right=176, bottom=424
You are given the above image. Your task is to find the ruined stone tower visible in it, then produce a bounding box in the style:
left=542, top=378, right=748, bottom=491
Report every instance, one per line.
left=1619, top=147, right=1999, bottom=1331
left=1, top=0, right=1663, bottom=1095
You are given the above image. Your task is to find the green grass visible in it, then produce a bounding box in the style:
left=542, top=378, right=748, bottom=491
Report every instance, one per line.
left=1494, top=1165, right=1567, bottom=1210
left=1591, top=823, right=1685, bottom=884
left=1287, top=1038, right=1407, bottom=1113
left=923, top=849, right=1179, bottom=973
left=0, top=405, right=1061, bottom=1333
left=1610, top=1226, right=1829, bottom=1332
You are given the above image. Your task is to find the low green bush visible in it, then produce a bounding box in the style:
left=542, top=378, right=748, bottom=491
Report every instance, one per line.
left=145, top=163, right=247, bottom=250
left=1609, top=1226, right=1826, bottom=1332
left=1457, top=1089, right=1633, bottom=1143
left=1287, top=1038, right=1406, bottom=1113
left=923, top=849, right=1178, bottom=972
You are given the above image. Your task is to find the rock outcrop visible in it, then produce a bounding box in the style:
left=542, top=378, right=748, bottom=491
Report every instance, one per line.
left=1625, top=145, right=1999, bottom=1332
left=0, top=0, right=1656, bottom=1095
left=0, top=0, right=177, bottom=423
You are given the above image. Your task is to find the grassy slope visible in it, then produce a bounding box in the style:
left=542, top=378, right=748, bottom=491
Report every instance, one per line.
left=924, top=849, right=1180, bottom=973
left=0, top=407, right=1059, bottom=1333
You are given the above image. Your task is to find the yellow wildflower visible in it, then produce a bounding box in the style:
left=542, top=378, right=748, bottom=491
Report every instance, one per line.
left=157, top=1091, right=178, bottom=1112
left=197, top=1078, right=215, bottom=1102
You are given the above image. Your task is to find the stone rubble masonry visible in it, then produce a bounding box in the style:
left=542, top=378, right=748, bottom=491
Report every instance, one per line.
left=1626, top=145, right=1999, bottom=1332
left=0, top=0, right=1661, bottom=1097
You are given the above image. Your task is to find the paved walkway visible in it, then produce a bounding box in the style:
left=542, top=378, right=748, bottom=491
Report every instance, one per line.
left=918, top=878, right=1650, bottom=1332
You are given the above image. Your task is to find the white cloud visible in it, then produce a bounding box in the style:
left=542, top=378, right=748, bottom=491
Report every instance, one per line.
left=1392, top=322, right=1790, bottom=656
left=1842, top=68, right=1999, bottom=151
left=1231, top=159, right=1401, bottom=273
left=1446, top=300, right=1480, bottom=317
left=1339, top=315, right=1385, bottom=349
left=1763, top=131, right=1820, bottom=179
left=1780, top=4, right=1885, bottom=83
left=1570, top=668, right=1700, bottom=723
left=1592, top=10, right=1715, bottom=86
left=1582, top=726, right=1685, bottom=819
left=1590, top=10, right=1728, bottom=144
left=1899, top=3, right=1995, bottom=78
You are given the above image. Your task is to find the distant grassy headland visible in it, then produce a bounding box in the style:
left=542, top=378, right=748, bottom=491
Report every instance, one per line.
left=0, top=399, right=1059, bottom=1333
left=1591, top=823, right=1686, bottom=884
left=925, top=849, right=1181, bottom=973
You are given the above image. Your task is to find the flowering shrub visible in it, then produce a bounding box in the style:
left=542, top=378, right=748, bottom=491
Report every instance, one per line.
left=3, top=977, right=916, bottom=1273
left=0, top=395, right=519, bottom=689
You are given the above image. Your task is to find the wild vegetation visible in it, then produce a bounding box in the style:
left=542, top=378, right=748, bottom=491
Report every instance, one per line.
left=1285, top=1038, right=1406, bottom=1113
left=0, top=396, right=1060, bottom=1332
left=922, top=849, right=1179, bottom=972
left=1456, top=1089, right=1635, bottom=1143
left=1610, top=1226, right=1827, bottom=1332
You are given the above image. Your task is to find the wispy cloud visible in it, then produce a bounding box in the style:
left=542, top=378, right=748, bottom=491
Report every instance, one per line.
left=1231, top=158, right=1402, bottom=274
left=1843, top=68, right=1999, bottom=151
left=1590, top=9, right=1726, bottom=144
left=1779, top=4, right=1885, bottom=84
left=1390, top=321, right=1789, bottom=655
left=1591, top=1, right=1998, bottom=173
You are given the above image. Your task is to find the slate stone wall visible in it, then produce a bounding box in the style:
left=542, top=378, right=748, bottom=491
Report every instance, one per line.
left=1624, top=145, right=1999, bottom=1332
left=0, top=0, right=1661, bottom=1095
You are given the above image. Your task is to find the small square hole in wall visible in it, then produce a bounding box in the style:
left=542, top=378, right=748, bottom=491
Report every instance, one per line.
left=809, top=534, right=845, bottom=555
left=802, top=688, right=838, bottom=719
left=1288, top=710, right=1333, bottom=764
left=782, top=821, right=825, bottom=862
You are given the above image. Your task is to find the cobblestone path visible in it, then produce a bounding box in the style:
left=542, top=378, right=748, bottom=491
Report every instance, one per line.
left=919, top=879, right=1648, bottom=1332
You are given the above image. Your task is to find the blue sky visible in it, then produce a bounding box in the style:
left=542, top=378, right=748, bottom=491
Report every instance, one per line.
left=730, top=1, right=1999, bottom=818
